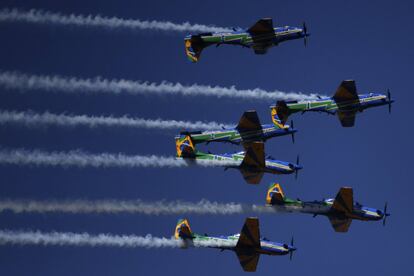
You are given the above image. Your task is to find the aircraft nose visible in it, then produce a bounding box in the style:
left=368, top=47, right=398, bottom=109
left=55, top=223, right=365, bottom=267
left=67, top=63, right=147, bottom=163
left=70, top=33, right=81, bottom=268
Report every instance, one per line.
left=295, top=164, right=303, bottom=170
left=376, top=210, right=384, bottom=217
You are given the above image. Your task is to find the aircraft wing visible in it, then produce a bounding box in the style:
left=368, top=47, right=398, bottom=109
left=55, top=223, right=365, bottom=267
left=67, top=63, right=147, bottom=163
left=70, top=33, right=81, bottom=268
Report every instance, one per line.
left=332, top=187, right=354, bottom=215
left=241, top=142, right=265, bottom=168
left=333, top=80, right=360, bottom=104
left=236, top=217, right=261, bottom=249
left=236, top=111, right=263, bottom=141
left=240, top=169, right=264, bottom=184
left=239, top=142, right=265, bottom=184
left=252, top=45, right=269, bottom=55
left=337, top=110, right=356, bottom=127
left=236, top=252, right=260, bottom=272
left=328, top=217, right=352, bottom=233
left=247, top=18, right=275, bottom=46
left=248, top=18, right=275, bottom=37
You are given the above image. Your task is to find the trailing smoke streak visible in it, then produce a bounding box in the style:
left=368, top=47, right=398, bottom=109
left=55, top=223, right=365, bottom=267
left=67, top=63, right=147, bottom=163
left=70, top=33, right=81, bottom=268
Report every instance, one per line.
left=0, top=71, right=322, bottom=101
left=0, top=8, right=231, bottom=33
left=0, top=149, right=240, bottom=169
left=0, top=230, right=180, bottom=248
left=0, top=199, right=278, bottom=215
left=0, top=230, right=236, bottom=248
left=0, top=110, right=233, bottom=131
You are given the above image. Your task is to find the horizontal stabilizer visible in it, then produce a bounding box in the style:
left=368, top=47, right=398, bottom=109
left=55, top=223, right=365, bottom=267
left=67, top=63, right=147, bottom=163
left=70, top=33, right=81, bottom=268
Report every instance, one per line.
left=180, top=131, right=202, bottom=135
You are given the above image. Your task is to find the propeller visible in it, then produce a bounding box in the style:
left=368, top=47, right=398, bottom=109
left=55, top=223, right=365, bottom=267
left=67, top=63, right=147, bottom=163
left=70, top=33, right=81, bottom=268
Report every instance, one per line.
left=387, top=89, right=392, bottom=114
left=302, top=22, right=308, bottom=47
left=382, top=202, right=391, bottom=226
left=290, top=120, right=295, bottom=144
left=295, top=155, right=300, bottom=180
left=289, top=236, right=295, bottom=261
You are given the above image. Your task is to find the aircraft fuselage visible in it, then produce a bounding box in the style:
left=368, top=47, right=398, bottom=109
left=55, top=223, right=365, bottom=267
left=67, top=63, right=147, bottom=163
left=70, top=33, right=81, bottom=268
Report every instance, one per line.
left=189, top=26, right=306, bottom=50
left=185, top=124, right=296, bottom=145
left=267, top=198, right=384, bottom=222
left=280, top=93, right=392, bottom=115
left=189, top=234, right=294, bottom=256
left=177, top=150, right=302, bottom=175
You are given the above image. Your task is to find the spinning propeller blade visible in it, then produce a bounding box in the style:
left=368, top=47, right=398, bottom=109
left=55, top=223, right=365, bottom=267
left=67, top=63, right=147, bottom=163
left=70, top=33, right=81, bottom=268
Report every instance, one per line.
left=387, top=89, right=392, bottom=114
left=295, top=155, right=300, bottom=180
left=383, top=202, right=391, bottom=226
left=289, top=236, right=295, bottom=261
left=290, top=120, right=295, bottom=144
left=303, top=22, right=308, bottom=47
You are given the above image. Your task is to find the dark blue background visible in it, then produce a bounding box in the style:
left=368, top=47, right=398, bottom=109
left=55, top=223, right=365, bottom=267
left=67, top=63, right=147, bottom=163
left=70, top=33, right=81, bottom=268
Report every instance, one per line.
left=0, top=0, right=412, bottom=275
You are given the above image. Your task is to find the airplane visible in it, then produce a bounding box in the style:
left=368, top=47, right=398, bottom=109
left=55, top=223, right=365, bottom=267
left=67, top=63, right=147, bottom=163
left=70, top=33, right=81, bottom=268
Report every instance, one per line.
left=185, top=18, right=309, bottom=62
left=175, top=136, right=302, bottom=184
left=174, top=217, right=296, bottom=272
left=272, top=80, right=394, bottom=127
left=178, top=109, right=297, bottom=146
left=265, top=183, right=391, bottom=232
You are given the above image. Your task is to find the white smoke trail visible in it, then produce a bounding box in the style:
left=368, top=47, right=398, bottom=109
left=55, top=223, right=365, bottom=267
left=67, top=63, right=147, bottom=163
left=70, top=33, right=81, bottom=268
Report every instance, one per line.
left=0, top=71, right=322, bottom=101
left=0, top=110, right=233, bottom=131
left=0, top=199, right=274, bottom=215
left=0, top=230, right=237, bottom=248
left=0, top=230, right=181, bottom=248
left=0, top=8, right=231, bottom=33
left=0, top=149, right=240, bottom=169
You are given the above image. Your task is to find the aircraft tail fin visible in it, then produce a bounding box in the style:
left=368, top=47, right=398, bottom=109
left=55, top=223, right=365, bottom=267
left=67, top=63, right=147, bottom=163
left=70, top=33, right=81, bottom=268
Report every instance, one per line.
left=185, top=34, right=210, bottom=63
left=175, top=135, right=196, bottom=158
left=266, top=183, right=285, bottom=205
left=270, top=105, right=288, bottom=129
left=272, top=101, right=291, bottom=125
left=174, top=218, right=193, bottom=240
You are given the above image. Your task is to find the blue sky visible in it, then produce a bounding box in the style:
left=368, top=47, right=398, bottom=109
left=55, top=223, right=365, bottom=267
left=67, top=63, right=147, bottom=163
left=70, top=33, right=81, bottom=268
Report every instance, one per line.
left=0, top=0, right=412, bottom=275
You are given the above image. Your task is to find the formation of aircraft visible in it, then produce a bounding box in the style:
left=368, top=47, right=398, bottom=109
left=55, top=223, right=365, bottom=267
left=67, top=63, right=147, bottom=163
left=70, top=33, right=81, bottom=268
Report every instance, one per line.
left=173, top=18, right=393, bottom=271
left=174, top=217, right=296, bottom=272
left=265, top=183, right=391, bottom=232
left=185, top=18, right=309, bottom=62
left=180, top=109, right=296, bottom=145
left=273, top=80, right=393, bottom=127
left=175, top=135, right=302, bottom=184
